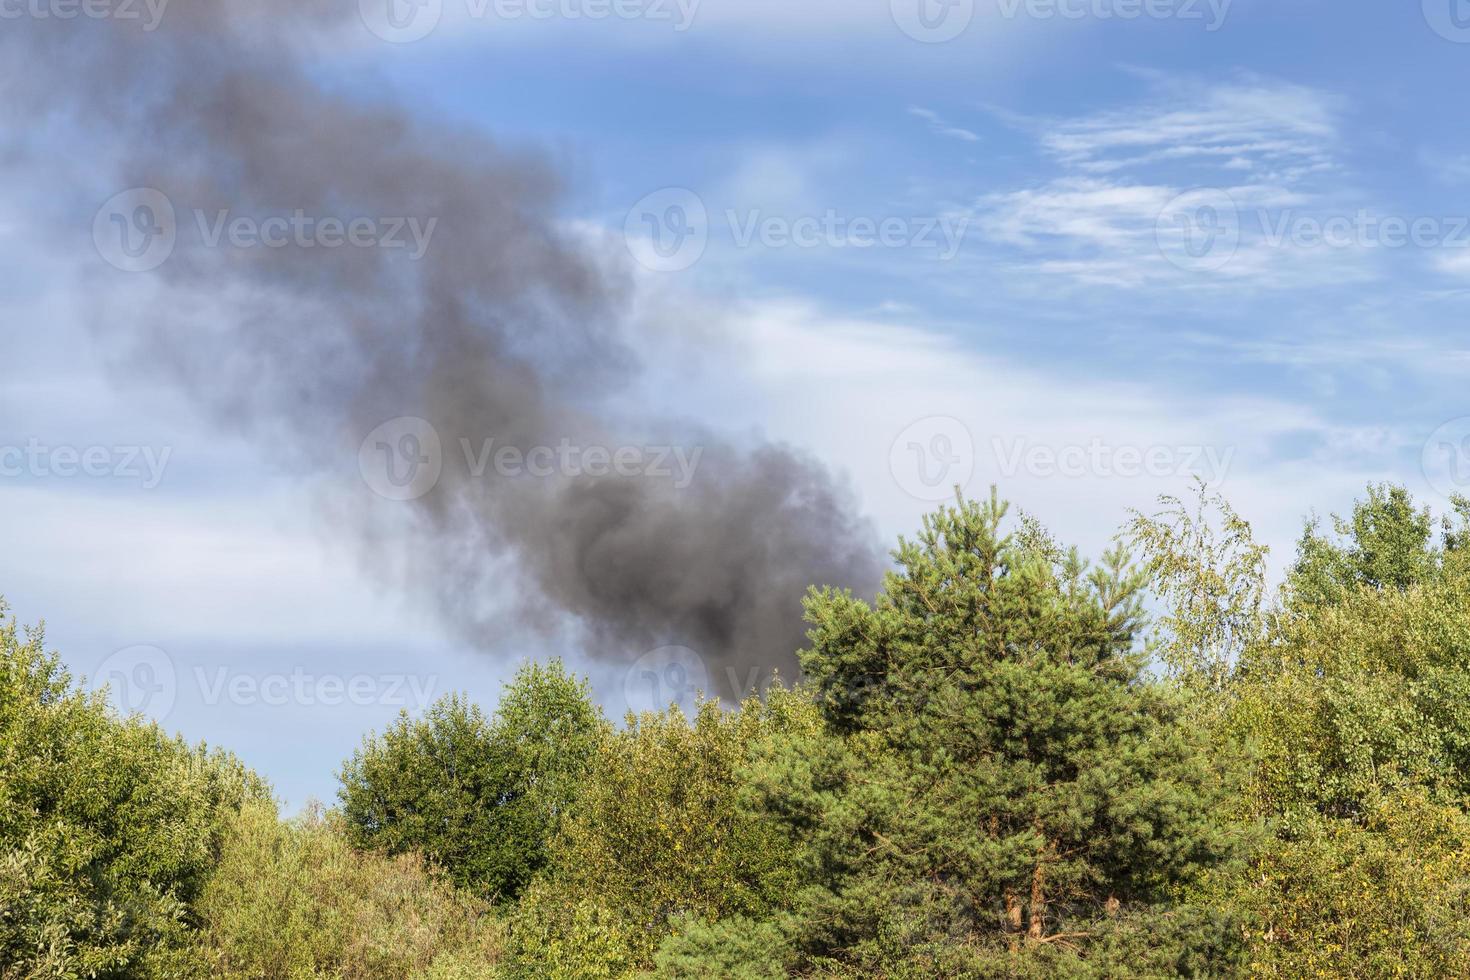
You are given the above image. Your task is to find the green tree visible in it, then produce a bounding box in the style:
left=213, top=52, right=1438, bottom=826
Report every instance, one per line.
left=1132, top=484, right=1470, bottom=976
left=1124, top=478, right=1269, bottom=695
left=507, top=690, right=819, bottom=976
left=749, top=491, right=1238, bottom=976
left=0, top=600, right=268, bottom=979
left=1287, top=483, right=1470, bottom=608
left=338, top=661, right=603, bottom=901
left=1220, top=790, right=1470, bottom=978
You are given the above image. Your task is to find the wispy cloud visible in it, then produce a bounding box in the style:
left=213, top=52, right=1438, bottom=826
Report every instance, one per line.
left=1433, top=249, right=1470, bottom=277
left=974, top=177, right=1358, bottom=289
left=971, top=72, right=1359, bottom=289
left=1418, top=148, right=1470, bottom=186
left=711, top=298, right=1392, bottom=578
left=909, top=106, right=981, bottom=144
left=1036, top=73, right=1339, bottom=183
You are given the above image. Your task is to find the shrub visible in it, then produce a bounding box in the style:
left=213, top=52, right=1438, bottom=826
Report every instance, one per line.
left=0, top=600, right=269, bottom=979
left=196, top=801, right=504, bottom=979
left=652, top=916, right=789, bottom=979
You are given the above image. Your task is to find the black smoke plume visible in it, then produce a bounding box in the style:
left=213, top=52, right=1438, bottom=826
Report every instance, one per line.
left=3, top=2, right=884, bottom=691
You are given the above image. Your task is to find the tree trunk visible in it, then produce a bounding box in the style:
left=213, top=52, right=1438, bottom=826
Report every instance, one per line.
left=996, top=814, right=1023, bottom=953
left=1028, top=851, right=1047, bottom=940
left=1005, top=889, right=1023, bottom=953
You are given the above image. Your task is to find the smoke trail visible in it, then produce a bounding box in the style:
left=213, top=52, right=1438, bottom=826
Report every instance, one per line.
left=3, top=2, right=884, bottom=690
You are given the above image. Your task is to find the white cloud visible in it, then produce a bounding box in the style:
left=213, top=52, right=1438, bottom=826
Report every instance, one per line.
left=1418, top=148, right=1470, bottom=186
left=338, top=0, right=1047, bottom=65
left=1433, top=250, right=1470, bottom=277
left=668, top=298, right=1396, bottom=579
left=0, top=477, right=442, bottom=650
left=975, top=176, right=1362, bottom=289
left=909, top=106, right=981, bottom=144
left=968, top=73, right=1374, bottom=290
left=717, top=144, right=833, bottom=214
left=979, top=177, right=1174, bottom=249
left=1034, top=73, right=1340, bottom=181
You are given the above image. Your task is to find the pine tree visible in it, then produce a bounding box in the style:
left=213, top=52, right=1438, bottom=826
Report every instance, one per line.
left=753, top=491, right=1238, bottom=976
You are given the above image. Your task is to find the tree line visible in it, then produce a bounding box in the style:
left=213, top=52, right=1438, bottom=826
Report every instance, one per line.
left=5, top=482, right=1470, bottom=977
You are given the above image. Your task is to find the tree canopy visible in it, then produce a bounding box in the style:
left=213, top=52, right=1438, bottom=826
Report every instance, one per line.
left=338, top=661, right=604, bottom=901
left=10, top=483, right=1470, bottom=978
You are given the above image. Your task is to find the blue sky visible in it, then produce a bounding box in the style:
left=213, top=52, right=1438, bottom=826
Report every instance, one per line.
left=6, top=0, right=1470, bottom=808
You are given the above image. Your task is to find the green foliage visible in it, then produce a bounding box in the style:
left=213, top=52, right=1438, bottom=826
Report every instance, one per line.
left=338, top=661, right=603, bottom=901
left=506, top=691, right=819, bottom=976
left=0, top=600, right=269, bottom=979
left=1143, top=483, right=1470, bottom=976
left=651, top=916, right=789, bottom=979
left=21, top=482, right=1470, bottom=979
left=1228, top=791, right=1470, bottom=977
left=196, top=801, right=503, bottom=979
left=752, top=490, right=1239, bottom=975
left=501, top=887, right=636, bottom=979
left=1124, top=478, right=1270, bottom=693
left=1235, top=567, right=1470, bottom=824
left=1287, top=483, right=1470, bottom=608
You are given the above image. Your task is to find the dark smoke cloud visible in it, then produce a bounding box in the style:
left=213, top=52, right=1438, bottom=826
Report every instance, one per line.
left=3, top=2, right=884, bottom=690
